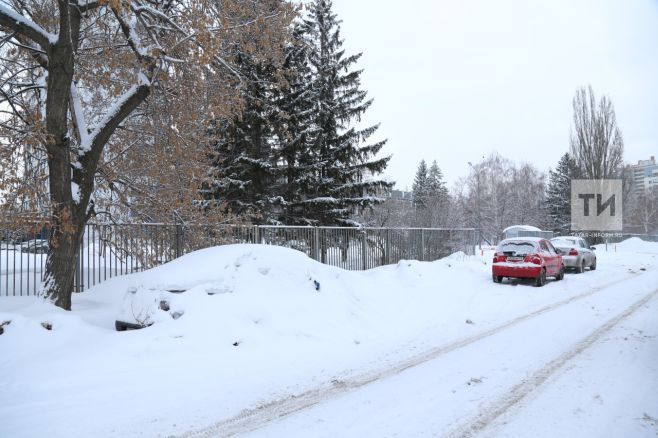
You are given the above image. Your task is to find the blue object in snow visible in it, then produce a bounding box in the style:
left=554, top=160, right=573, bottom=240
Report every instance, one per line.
left=313, top=280, right=320, bottom=291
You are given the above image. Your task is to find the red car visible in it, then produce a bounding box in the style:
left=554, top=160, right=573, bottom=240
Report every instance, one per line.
left=492, top=237, right=565, bottom=287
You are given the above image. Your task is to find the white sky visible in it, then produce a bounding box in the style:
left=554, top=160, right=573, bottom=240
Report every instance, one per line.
left=331, top=0, right=658, bottom=189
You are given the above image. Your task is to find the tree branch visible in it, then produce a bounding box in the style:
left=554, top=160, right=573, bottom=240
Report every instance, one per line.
left=0, top=5, right=55, bottom=49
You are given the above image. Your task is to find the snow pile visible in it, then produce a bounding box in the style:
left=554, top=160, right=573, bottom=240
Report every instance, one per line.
left=606, top=237, right=658, bottom=254
left=1, top=241, right=658, bottom=437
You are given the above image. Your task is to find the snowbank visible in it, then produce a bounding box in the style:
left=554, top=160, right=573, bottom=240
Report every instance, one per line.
left=1, top=240, right=657, bottom=437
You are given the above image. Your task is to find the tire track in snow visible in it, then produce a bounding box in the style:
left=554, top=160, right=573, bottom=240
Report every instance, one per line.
left=176, top=272, right=645, bottom=438
left=445, top=286, right=658, bottom=438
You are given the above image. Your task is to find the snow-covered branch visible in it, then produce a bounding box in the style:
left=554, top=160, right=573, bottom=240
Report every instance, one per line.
left=0, top=4, right=57, bottom=48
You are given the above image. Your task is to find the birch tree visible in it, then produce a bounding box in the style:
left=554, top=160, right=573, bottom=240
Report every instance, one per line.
left=0, top=0, right=292, bottom=310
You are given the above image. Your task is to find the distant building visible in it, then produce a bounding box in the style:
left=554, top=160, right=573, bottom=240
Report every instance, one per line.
left=388, top=189, right=413, bottom=203
left=626, top=156, right=658, bottom=195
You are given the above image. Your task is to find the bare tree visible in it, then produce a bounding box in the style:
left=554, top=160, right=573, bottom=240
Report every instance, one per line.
left=570, top=85, right=624, bottom=179
left=0, top=0, right=292, bottom=310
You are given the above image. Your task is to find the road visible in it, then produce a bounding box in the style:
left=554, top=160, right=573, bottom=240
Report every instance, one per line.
left=186, top=268, right=658, bottom=438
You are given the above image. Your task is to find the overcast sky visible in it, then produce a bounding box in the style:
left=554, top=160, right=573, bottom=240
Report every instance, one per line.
left=330, top=0, right=658, bottom=190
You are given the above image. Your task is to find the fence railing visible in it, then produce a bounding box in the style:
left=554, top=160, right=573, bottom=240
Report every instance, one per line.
left=1, top=224, right=477, bottom=297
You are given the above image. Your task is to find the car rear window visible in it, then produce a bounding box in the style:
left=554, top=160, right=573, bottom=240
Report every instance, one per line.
left=496, top=241, right=539, bottom=255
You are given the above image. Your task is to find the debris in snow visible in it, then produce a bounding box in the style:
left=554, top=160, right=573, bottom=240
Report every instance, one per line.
left=467, top=377, right=483, bottom=385
left=0, top=320, right=11, bottom=335
left=159, top=300, right=170, bottom=311
left=640, top=267, right=646, bottom=271
left=641, top=413, right=658, bottom=427
left=465, top=319, right=475, bottom=325
left=232, top=341, right=241, bottom=347
left=313, top=280, right=321, bottom=291
left=41, top=322, right=52, bottom=331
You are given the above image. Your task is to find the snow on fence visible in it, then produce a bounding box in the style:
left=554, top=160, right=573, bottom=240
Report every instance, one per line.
left=1, top=223, right=477, bottom=297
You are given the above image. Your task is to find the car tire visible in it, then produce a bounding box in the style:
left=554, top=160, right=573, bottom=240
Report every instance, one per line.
left=535, top=268, right=546, bottom=287
left=576, top=260, right=584, bottom=274
left=556, top=265, right=565, bottom=281
left=590, top=258, right=597, bottom=270
left=492, top=274, right=503, bottom=283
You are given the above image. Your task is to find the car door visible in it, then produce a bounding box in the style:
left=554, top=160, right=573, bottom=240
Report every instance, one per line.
left=578, top=238, right=592, bottom=265
left=545, top=240, right=561, bottom=275
left=539, top=240, right=557, bottom=275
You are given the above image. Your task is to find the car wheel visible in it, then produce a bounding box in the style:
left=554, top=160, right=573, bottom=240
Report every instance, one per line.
left=590, top=258, right=596, bottom=270
left=556, top=265, right=565, bottom=281
left=492, top=274, right=503, bottom=283
left=576, top=260, right=584, bottom=274
left=535, top=268, right=546, bottom=287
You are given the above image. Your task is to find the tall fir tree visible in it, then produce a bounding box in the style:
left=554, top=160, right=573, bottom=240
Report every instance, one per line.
left=201, top=53, right=280, bottom=223
left=427, top=160, right=449, bottom=202
left=546, top=153, right=578, bottom=232
left=412, top=160, right=429, bottom=209
left=271, top=21, right=319, bottom=225
left=295, top=0, right=391, bottom=225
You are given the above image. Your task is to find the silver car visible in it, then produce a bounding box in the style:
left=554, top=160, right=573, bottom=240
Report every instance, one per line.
left=550, top=237, right=596, bottom=273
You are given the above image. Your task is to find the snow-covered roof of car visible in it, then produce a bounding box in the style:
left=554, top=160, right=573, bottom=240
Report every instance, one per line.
left=499, top=236, right=546, bottom=243
left=502, top=225, right=542, bottom=233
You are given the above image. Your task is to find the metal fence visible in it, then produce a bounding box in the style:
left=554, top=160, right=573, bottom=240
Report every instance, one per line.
left=1, top=224, right=476, bottom=297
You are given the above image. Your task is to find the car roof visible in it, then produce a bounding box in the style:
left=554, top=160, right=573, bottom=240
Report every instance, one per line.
left=499, top=237, right=545, bottom=243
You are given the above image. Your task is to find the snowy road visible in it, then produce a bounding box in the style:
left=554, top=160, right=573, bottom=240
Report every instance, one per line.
left=2, top=242, right=658, bottom=438
left=190, top=270, right=658, bottom=437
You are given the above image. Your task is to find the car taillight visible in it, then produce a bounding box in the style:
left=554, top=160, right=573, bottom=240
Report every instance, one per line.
left=524, top=254, right=542, bottom=265
left=568, top=248, right=579, bottom=256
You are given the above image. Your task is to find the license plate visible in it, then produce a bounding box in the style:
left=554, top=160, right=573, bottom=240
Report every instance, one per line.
left=507, top=256, right=524, bottom=261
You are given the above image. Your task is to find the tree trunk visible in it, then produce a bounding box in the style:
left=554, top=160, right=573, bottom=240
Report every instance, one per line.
left=42, top=212, right=84, bottom=310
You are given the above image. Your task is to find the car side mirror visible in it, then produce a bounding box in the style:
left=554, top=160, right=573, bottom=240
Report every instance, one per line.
left=590, top=246, right=596, bottom=250
left=555, top=248, right=562, bottom=255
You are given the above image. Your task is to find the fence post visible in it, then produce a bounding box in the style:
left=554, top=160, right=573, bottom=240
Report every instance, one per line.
left=420, top=229, right=425, bottom=262
left=361, top=231, right=367, bottom=270
left=385, top=229, right=391, bottom=265
left=313, top=227, right=320, bottom=261
left=254, top=225, right=260, bottom=244
left=74, top=242, right=82, bottom=293
left=175, top=224, right=182, bottom=258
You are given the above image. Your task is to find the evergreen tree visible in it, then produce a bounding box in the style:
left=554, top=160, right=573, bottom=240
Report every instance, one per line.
left=296, top=0, right=391, bottom=225
left=546, top=153, right=578, bottom=232
left=271, top=22, right=318, bottom=225
left=202, top=53, right=279, bottom=223
left=412, top=160, right=429, bottom=209
left=427, top=160, right=449, bottom=202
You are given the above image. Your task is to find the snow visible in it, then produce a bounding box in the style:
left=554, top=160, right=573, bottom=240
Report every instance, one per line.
left=500, top=236, right=547, bottom=243
left=1, top=240, right=657, bottom=437
left=502, top=224, right=542, bottom=233
left=0, top=5, right=58, bottom=44
left=71, top=182, right=80, bottom=204
left=71, top=83, right=90, bottom=154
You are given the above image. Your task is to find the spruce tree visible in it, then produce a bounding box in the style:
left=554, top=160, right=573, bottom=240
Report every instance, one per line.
left=296, top=0, right=391, bottom=225
left=412, top=160, right=429, bottom=209
left=202, top=53, right=279, bottom=223
left=427, top=160, right=449, bottom=202
left=271, top=22, right=318, bottom=225
left=546, top=153, right=578, bottom=232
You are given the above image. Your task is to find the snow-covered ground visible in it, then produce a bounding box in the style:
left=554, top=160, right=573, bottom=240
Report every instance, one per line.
left=0, top=238, right=657, bottom=437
